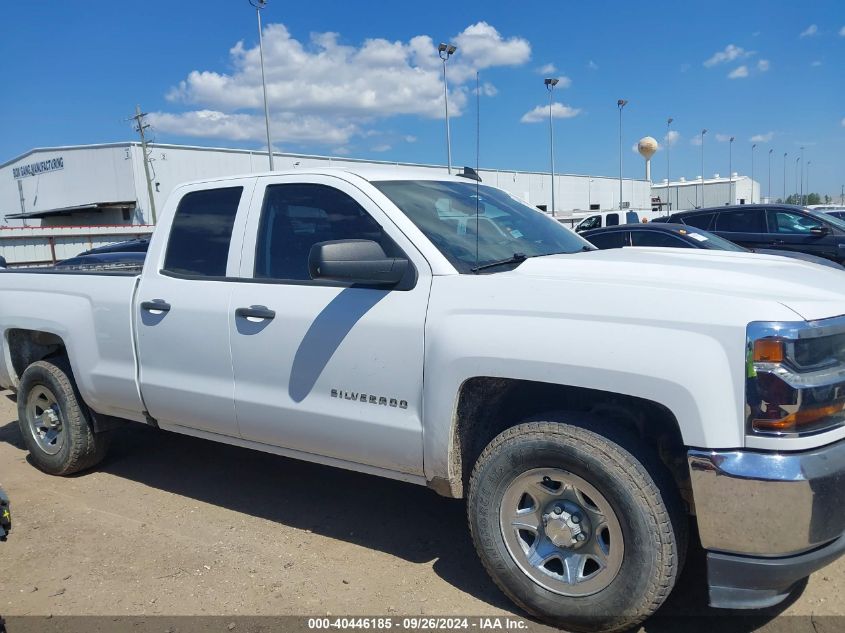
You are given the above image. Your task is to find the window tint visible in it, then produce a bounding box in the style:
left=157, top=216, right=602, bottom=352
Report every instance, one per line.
left=680, top=213, right=715, bottom=230
left=715, top=209, right=765, bottom=233
left=576, top=215, right=602, bottom=231
left=163, top=187, right=243, bottom=276
left=630, top=231, right=693, bottom=248
left=767, top=210, right=823, bottom=234
left=255, top=183, right=392, bottom=281
left=625, top=211, right=639, bottom=224
left=586, top=231, right=628, bottom=249
left=605, top=213, right=620, bottom=226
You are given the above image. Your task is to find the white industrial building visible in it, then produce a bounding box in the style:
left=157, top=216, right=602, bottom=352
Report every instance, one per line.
left=0, top=142, right=651, bottom=265
left=651, top=174, right=760, bottom=213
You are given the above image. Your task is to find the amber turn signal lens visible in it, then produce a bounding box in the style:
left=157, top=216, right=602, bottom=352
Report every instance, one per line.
left=753, top=402, right=845, bottom=432
left=754, top=339, right=785, bottom=363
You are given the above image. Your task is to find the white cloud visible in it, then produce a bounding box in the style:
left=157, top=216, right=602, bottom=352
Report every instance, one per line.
left=690, top=136, right=702, bottom=146
left=536, top=63, right=556, bottom=74
left=811, top=60, right=823, bottom=67
left=757, top=59, right=770, bottom=72
left=155, top=21, right=531, bottom=147
left=704, top=44, right=754, bottom=67
left=371, top=144, right=392, bottom=152
left=715, top=133, right=733, bottom=142
left=404, top=135, right=417, bottom=143
left=841, top=117, right=845, bottom=127
left=750, top=132, right=774, bottom=142
left=800, top=24, right=818, bottom=38
left=728, top=65, right=749, bottom=79
left=840, top=26, right=845, bottom=37
left=587, top=60, right=599, bottom=70
left=520, top=102, right=581, bottom=123
left=475, top=81, right=499, bottom=96
left=664, top=130, right=680, bottom=147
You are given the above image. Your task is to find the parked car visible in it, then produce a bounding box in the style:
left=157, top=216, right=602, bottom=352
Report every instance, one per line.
left=3, top=170, right=845, bottom=631
left=571, top=209, right=661, bottom=232
left=54, top=252, right=146, bottom=271
left=808, top=205, right=845, bottom=221
left=664, top=204, right=845, bottom=265
left=582, top=223, right=845, bottom=269
left=78, top=237, right=149, bottom=256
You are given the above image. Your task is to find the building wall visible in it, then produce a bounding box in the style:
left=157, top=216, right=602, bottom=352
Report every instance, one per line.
left=652, top=176, right=759, bottom=212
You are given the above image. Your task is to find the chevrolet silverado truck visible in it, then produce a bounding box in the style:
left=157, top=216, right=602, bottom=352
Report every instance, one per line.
left=2, top=169, right=845, bottom=631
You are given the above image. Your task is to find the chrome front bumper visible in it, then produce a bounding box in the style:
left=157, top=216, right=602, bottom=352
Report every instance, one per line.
left=688, top=439, right=845, bottom=557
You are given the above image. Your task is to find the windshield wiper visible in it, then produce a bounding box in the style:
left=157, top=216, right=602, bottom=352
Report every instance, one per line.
left=471, top=252, right=527, bottom=272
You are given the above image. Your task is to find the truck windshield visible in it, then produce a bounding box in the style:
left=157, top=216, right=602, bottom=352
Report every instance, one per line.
left=373, top=180, right=593, bottom=273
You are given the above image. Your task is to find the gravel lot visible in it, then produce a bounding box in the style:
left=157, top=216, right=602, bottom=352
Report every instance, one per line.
left=1, top=389, right=844, bottom=632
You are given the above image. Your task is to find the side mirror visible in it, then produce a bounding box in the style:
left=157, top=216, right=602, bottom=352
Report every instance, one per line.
left=309, top=240, right=409, bottom=287
left=810, top=226, right=830, bottom=237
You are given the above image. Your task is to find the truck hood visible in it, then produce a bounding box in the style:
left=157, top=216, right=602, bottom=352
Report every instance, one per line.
left=511, top=247, right=845, bottom=322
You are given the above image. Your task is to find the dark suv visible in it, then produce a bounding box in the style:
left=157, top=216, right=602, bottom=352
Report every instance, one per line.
left=664, top=204, right=845, bottom=265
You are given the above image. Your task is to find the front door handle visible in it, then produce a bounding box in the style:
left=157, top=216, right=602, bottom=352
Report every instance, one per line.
left=141, top=299, right=171, bottom=312
left=235, top=305, right=276, bottom=320
left=772, top=240, right=785, bottom=246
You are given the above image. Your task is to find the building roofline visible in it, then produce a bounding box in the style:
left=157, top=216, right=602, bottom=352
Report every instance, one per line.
left=1, top=141, right=649, bottom=183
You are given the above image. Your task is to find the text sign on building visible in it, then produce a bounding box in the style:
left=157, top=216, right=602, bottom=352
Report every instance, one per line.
left=12, top=157, right=64, bottom=179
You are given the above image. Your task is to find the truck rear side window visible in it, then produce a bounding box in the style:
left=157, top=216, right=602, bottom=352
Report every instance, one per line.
left=163, top=187, right=243, bottom=277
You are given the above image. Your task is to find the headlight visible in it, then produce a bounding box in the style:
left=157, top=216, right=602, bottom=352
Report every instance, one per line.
left=747, top=318, right=845, bottom=436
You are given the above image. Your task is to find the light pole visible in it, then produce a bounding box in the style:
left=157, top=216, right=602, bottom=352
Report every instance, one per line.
left=699, top=129, right=707, bottom=208
left=249, top=0, right=274, bottom=171
left=806, top=161, right=811, bottom=204
left=438, top=42, right=457, bottom=174
left=783, top=152, right=787, bottom=201
left=751, top=143, right=756, bottom=203
left=617, top=99, right=628, bottom=209
left=799, top=146, right=805, bottom=205
left=795, top=156, right=800, bottom=203
left=545, top=78, right=559, bottom=216
left=666, top=117, right=673, bottom=211
left=768, top=148, right=773, bottom=202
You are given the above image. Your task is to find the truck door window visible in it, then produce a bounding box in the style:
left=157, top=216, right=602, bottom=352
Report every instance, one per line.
left=163, top=187, right=243, bottom=276
left=586, top=232, right=628, bottom=249
left=605, top=213, right=620, bottom=226
left=254, top=183, right=394, bottom=281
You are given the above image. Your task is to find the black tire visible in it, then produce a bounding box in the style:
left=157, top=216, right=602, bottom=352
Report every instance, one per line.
left=17, top=358, right=110, bottom=475
left=468, top=420, right=687, bottom=633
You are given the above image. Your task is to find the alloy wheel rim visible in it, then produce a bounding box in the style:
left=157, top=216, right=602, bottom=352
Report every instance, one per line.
left=26, top=385, right=65, bottom=456
left=499, top=467, right=624, bottom=596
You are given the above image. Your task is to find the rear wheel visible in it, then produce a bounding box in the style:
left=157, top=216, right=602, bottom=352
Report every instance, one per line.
left=468, top=420, right=686, bottom=633
left=17, top=358, right=110, bottom=475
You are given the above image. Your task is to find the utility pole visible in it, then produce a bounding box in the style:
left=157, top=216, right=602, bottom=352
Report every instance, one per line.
left=545, top=78, right=559, bottom=216
left=699, top=129, right=707, bottom=208
left=250, top=0, right=274, bottom=170
left=131, top=105, right=158, bottom=224
left=728, top=136, right=734, bottom=205
left=751, top=143, right=756, bottom=203
left=617, top=99, right=628, bottom=209
left=799, top=146, right=805, bottom=205
left=783, top=152, right=787, bottom=201
left=666, top=117, right=673, bottom=211
left=768, top=148, right=773, bottom=203
left=438, top=42, right=457, bottom=174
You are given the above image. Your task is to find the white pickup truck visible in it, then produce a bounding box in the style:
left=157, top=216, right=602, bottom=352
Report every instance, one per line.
left=3, top=168, right=845, bottom=631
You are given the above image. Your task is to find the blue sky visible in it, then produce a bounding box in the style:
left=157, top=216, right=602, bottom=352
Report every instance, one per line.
left=1, top=0, right=843, bottom=196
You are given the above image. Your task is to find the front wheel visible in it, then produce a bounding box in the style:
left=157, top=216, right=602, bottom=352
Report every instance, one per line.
left=468, top=421, right=686, bottom=633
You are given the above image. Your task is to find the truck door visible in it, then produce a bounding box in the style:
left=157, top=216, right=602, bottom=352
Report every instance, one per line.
left=135, top=180, right=255, bottom=437
left=228, top=175, right=431, bottom=475
left=765, top=208, right=840, bottom=261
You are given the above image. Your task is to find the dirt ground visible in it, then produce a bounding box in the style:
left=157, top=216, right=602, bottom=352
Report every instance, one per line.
left=1, top=389, right=844, bottom=632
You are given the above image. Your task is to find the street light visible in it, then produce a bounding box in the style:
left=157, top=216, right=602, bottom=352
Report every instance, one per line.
left=666, top=117, right=673, bottom=211
left=699, top=129, right=707, bottom=208
left=249, top=0, right=274, bottom=171
left=544, top=78, right=560, bottom=216
left=806, top=161, right=811, bottom=204
left=617, top=99, right=628, bottom=209
left=751, top=143, right=756, bottom=203
left=795, top=156, right=800, bottom=203
left=799, top=146, right=805, bottom=205
left=438, top=42, right=457, bottom=174
left=768, top=148, right=773, bottom=203
left=783, top=152, right=788, bottom=201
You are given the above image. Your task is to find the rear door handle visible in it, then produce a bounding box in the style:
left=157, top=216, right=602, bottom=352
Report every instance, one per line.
left=141, top=300, right=171, bottom=312
left=235, top=305, right=276, bottom=320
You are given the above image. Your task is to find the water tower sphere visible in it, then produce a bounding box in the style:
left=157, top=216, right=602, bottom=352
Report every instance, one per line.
left=638, top=137, right=658, bottom=160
